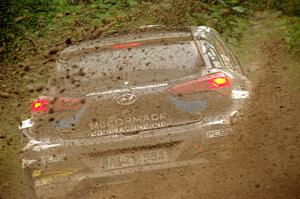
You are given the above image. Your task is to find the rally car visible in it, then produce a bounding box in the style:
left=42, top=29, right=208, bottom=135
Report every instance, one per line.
left=19, top=25, right=251, bottom=198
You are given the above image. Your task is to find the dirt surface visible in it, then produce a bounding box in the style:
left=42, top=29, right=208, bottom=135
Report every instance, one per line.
left=1, top=13, right=300, bottom=199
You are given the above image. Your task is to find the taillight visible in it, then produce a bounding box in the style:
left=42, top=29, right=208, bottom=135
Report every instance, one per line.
left=208, top=73, right=230, bottom=88
left=168, top=72, right=231, bottom=95
left=31, top=97, right=83, bottom=113
left=32, top=99, right=49, bottom=112
left=112, top=42, right=142, bottom=49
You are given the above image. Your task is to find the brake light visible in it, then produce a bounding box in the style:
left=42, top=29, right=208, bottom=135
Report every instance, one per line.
left=32, top=99, right=49, bottom=112
left=112, top=42, right=142, bottom=49
left=31, top=97, right=83, bottom=113
left=168, top=72, right=231, bottom=95
left=208, top=74, right=230, bottom=88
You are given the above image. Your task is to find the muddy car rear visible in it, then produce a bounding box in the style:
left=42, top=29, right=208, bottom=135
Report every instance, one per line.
left=19, top=26, right=251, bottom=198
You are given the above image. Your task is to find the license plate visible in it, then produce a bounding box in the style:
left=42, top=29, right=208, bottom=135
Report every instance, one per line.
left=104, top=149, right=168, bottom=170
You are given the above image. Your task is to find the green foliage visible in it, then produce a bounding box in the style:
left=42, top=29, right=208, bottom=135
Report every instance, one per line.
left=0, top=0, right=299, bottom=58
left=22, top=0, right=54, bottom=13
left=249, top=0, right=300, bottom=16
left=0, top=0, right=57, bottom=54
left=0, top=0, right=20, bottom=48
left=284, top=17, right=300, bottom=52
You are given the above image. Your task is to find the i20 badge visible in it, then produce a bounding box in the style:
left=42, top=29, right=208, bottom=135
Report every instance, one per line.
left=116, top=94, right=137, bottom=105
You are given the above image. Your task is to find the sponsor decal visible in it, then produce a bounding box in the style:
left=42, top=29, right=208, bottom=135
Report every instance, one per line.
left=19, top=118, right=34, bottom=129
left=90, top=113, right=167, bottom=136
left=206, top=128, right=232, bottom=139
left=231, top=90, right=249, bottom=99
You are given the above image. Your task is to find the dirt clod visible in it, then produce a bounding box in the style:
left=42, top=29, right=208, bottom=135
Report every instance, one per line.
left=66, top=38, right=72, bottom=45
left=0, top=91, right=10, bottom=98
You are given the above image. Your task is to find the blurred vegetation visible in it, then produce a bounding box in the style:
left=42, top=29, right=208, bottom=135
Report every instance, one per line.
left=0, top=0, right=299, bottom=60
left=248, top=0, right=300, bottom=53
left=249, top=0, right=300, bottom=16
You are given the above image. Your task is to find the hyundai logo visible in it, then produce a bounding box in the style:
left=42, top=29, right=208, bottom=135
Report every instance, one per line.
left=116, top=94, right=137, bottom=105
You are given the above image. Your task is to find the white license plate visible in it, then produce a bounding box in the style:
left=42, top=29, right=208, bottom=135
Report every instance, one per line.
left=104, top=149, right=168, bottom=170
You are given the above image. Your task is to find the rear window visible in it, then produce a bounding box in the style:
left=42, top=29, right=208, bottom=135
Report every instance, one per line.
left=54, top=41, right=204, bottom=95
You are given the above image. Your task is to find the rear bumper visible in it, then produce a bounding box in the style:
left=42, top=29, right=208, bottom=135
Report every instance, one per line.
left=34, top=158, right=210, bottom=199
left=21, top=117, right=234, bottom=198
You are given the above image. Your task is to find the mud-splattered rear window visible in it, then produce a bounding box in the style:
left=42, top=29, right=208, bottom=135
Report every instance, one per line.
left=55, top=41, right=203, bottom=95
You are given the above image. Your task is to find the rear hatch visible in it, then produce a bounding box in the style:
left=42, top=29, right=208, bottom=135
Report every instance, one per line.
left=34, top=33, right=209, bottom=139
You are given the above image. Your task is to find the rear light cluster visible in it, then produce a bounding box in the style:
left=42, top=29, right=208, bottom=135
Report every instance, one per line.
left=31, top=97, right=83, bottom=113
left=168, top=72, right=231, bottom=95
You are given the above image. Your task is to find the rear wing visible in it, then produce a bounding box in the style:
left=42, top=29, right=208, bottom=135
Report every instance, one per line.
left=191, top=26, right=244, bottom=74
